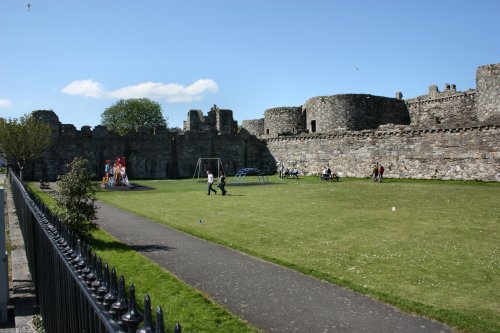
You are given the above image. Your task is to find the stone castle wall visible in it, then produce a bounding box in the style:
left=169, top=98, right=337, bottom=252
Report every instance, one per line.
left=263, top=107, right=305, bottom=136
left=266, top=125, right=500, bottom=181
left=183, top=105, right=238, bottom=134
left=184, top=110, right=205, bottom=132
left=304, top=94, right=411, bottom=132
left=24, top=62, right=499, bottom=182
left=241, top=119, right=264, bottom=136
left=476, top=63, right=500, bottom=122
left=406, top=86, right=477, bottom=127
left=26, top=114, right=271, bottom=181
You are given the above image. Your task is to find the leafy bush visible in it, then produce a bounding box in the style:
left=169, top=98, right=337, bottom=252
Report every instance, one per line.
left=55, top=157, right=99, bottom=239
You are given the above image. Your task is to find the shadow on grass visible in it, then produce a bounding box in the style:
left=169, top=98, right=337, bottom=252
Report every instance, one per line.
left=228, top=182, right=282, bottom=186
left=90, top=238, right=175, bottom=253
left=102, top=184, right=156, bottom=191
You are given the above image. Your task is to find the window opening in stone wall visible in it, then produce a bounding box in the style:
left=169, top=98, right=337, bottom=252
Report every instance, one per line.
left=311, top=120, right=316, bottom=133
left=435, top=117, right=441, bottom=124
left=266, top=128, right=270, bottom=134
left=292, top=127, right=296, bottom=133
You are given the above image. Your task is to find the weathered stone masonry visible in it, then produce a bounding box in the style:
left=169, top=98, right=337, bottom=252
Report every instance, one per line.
left=476, top=64, right=500, bottom=122
left=26, top=63, right=499, bottom=182
left=243, top=63, right=500, bottom=181
left=265, top=125, right=499, bottom=181
left=27, top=110, right=271, bottom=181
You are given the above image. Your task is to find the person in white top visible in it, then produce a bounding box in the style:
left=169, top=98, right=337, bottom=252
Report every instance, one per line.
left=207, top=170, right=217, bottom=195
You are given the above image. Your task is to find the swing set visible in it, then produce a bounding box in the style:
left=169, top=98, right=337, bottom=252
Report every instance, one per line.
left=192, top=158, right=225, bottom=182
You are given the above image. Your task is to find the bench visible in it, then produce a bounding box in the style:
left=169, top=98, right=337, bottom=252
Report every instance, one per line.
left=280, top=171, right=299, bottom=179
left=320, top=174, right=339, bottom=182
left=284, top=171, right=299, bottom=179
left=39, top=180, right=50, bottom=189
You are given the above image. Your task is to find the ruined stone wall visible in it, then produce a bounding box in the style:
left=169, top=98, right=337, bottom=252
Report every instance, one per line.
left=217, top=109, right=234, bottom=134
left=265, top=125, right=500, bottom=182
left=184, top=106, right=237, bottom=134
left=304, top=94, right=410, bottom=132
left=263, top=107, right=306, bottom=136
left=184, top=110, right=205, bottom=131
left=406, top=86, right=477, bottom=127
left=172, top=130, right=270, bottom=178
left=26, top=114, right=271, bottom=181
left=241, top=119, right=264, bottom=136
left=26, top=125, right=174, bottom=181
left=476, top=63, right=500, bottom=122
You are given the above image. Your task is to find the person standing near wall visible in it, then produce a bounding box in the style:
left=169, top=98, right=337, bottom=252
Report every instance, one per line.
left=372, top=163, right=379, bottom=182
left=378, top=164, right=385, bottom=182
left=207, top=170, right=217, bottom=195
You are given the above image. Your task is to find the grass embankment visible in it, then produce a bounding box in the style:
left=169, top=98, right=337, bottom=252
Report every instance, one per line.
left=29, top=184, right=261, bottom=333
left=96, top=176, right=500, bottom=333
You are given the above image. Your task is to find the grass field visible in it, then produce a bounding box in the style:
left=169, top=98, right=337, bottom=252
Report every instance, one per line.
left=29, top=183, right=262, bottom=333
left=95, top=176, right=500, bottom=333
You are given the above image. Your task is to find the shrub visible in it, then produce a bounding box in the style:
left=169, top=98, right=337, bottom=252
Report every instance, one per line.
left=55, top=157, right=99, bottom=239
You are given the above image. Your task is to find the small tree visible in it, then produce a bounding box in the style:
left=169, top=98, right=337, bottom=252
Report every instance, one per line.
left=55, top=157, right=99, bottom=239
left=0, top=113, right=52, bottom=179
left=101, top=98, right=167, bottom=135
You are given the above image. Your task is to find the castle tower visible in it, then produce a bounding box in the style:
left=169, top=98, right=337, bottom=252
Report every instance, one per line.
left=263, top=107, right=306, bottom=136
left=242, top=119, right=265, bottom=136
left=184, top=110, right=205, bottom=132
left=304, top=94, right=410, bottom=133
left=212, top=107, right=236, bottom=134
left=476, top=63, right=500, bottom=122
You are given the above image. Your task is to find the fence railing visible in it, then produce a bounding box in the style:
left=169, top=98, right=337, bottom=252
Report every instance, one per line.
left=8, top=169, right=182, bottom=333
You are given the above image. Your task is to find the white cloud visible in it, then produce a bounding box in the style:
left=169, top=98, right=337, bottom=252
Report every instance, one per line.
left=61, top=79, right=219, bottom=103
left=0, top=99, right=13, bottom=108
left=61, top=80, right=105, bottom=98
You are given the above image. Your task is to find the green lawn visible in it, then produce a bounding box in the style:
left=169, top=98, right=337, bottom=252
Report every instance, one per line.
left=96, top=177, right=500, bottom=333
left=29, top=183, right=262, bottom=333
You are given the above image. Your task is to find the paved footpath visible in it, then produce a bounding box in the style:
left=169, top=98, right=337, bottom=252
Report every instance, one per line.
left=96, top=201, right=455, bottom=333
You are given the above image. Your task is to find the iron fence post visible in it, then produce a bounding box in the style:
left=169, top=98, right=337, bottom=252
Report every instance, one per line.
left=155, top=306, right=165, bottom=333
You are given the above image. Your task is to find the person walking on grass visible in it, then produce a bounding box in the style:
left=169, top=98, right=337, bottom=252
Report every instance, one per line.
left=219, top=171, right=227, bottom=196
left=207, top=170, right=217, bottom=195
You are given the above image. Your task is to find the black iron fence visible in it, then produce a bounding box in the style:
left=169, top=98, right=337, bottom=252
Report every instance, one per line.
left=8, top=169, right=182, bottom=333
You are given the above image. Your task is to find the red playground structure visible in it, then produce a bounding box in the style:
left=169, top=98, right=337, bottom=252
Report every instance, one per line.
left=102, top=156, right=133, bottom=188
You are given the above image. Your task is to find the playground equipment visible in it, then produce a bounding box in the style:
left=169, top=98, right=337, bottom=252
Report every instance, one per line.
left=102, top=156, right=133, bottom=189
left=234, top=168, right=269, bottom=184
left=192, top=158, right=226, bottom=182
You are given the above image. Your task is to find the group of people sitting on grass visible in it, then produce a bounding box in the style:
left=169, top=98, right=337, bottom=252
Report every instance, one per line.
left=321, top=167, right=337, bottom=181
left=279, top=165, right=299, bottom=179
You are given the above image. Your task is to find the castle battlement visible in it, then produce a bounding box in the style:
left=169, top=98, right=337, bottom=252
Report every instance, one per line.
left=406, top=90, right=476, bottom=106
left=265, top=124, right=499, bottom=142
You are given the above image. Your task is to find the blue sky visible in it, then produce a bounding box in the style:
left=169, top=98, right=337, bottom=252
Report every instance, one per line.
left=1, top=0, right=499, bottom=129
